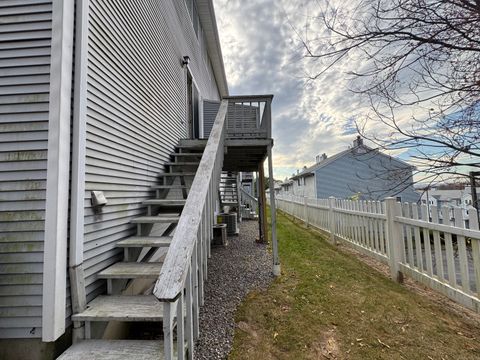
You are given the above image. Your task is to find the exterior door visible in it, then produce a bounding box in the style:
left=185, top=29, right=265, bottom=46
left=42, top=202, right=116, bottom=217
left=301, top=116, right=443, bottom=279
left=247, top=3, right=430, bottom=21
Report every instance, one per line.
left=187, top=71, right=200, bottom=139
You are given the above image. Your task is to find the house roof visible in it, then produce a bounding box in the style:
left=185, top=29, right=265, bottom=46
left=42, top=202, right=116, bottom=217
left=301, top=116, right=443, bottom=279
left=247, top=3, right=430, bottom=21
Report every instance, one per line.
left=290, top=143, right=414, bottom=181
left=198, top=0, right=229, bottom=97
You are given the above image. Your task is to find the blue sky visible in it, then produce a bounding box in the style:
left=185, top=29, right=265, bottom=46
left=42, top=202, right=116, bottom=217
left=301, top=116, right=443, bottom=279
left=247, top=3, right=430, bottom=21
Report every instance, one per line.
left=213, top=0, right=368, bottom=180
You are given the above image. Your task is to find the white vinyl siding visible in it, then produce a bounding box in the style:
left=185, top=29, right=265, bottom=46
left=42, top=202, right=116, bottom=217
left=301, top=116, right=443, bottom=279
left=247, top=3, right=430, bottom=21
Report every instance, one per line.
left=0, top=0, right=52, bottom=339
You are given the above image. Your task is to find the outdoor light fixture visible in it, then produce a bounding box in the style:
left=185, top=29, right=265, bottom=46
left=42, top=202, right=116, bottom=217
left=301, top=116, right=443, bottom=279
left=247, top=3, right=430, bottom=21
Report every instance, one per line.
left=182, top=55, right=190, bottom=66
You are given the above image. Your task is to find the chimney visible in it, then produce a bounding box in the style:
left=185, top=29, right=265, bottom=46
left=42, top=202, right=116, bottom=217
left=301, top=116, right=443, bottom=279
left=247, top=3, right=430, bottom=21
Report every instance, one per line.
left=316, top=153, right=328, bottom=163
left=353, top=135, right=363, bottom=147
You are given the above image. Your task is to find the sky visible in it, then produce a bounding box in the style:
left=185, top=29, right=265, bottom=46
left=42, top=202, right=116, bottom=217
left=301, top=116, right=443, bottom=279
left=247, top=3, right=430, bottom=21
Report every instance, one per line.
left=213, top=0, right=367, bottom=180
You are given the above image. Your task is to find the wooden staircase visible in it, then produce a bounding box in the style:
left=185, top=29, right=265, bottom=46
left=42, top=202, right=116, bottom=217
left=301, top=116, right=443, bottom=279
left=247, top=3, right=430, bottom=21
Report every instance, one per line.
left=58, top=140, right=206, bottom=359
left=219, top=172, right=240, bottom=208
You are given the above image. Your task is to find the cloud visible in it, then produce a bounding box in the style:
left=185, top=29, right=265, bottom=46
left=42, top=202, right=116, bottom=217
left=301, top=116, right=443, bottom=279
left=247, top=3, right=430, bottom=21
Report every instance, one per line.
left=213, top=0, right=387, bottom=179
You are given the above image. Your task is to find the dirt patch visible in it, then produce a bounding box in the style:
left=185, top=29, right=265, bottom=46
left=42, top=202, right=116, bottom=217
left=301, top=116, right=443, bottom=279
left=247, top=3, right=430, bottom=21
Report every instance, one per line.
left=309, top=328, right=340, bottom=360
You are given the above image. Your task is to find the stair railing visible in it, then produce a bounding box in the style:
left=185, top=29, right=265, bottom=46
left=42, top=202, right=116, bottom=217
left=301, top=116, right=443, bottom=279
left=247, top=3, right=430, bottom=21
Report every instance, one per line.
left=240, top=186, right=258, bottom=212
left=153, top=99, right=229, bottom=360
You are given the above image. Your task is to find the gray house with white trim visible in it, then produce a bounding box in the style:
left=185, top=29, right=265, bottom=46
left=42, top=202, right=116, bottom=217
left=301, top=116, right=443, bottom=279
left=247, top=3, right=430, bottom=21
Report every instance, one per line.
left=284, top=137, right=419, bottom=203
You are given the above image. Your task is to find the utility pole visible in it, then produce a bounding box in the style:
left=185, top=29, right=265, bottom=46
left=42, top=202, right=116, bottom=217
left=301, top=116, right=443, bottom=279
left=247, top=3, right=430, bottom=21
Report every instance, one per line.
left=470, top=171, right=480, bottom=219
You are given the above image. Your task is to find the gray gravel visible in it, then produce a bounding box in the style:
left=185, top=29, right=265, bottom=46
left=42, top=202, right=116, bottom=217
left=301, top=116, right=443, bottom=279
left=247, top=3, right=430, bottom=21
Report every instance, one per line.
left=194, top=220, right=273, bottom=360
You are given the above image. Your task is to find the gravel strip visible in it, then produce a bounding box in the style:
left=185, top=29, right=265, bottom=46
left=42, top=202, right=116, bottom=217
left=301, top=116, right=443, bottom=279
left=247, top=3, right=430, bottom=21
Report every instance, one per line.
left=194, top=220, right=273, bottom=360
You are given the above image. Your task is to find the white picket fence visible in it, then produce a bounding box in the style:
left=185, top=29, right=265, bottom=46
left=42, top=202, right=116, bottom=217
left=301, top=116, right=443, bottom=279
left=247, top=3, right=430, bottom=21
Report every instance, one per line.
left=274, top=194, right=480, bottom=313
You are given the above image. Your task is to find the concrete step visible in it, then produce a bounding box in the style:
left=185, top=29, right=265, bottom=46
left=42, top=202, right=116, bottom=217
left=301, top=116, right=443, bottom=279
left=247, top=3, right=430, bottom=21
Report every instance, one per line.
left=97, top=262, right=163, bottom=280
left=116, top=236, right=173, bottom=248
left=131, top=215, right=180, bottom=224
left=72, top=295, right=163, bottom=322
left=143, top=199, right=186, bottom=206
left=57, top=340, right=166, bottom=360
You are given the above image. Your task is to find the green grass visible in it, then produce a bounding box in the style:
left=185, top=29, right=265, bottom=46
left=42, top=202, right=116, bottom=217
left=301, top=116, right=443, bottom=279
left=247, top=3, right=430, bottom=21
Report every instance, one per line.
left=229, top=211, right=480, bottom=359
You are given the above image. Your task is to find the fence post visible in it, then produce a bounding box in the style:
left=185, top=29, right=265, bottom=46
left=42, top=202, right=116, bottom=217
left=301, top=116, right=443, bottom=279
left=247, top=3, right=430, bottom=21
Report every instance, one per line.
left=385, top=197, right=403, bottom=283
left=328, top=197, right=336, bottom=244
left=304, top=196, right=309, bottom=227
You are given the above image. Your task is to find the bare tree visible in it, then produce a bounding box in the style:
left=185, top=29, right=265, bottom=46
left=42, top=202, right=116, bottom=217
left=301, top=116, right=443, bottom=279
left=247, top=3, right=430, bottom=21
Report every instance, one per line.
left=300, top=0, right=480, bottom=186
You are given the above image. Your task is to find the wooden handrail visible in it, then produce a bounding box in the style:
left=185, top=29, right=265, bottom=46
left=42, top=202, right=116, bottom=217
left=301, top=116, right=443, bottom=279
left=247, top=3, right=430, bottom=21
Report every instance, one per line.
left=153, top=100, right=229, bottom=301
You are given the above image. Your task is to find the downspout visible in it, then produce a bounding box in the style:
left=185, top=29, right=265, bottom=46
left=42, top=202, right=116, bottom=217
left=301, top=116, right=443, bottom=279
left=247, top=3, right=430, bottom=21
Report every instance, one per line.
left=69, top=0, right=89, bottom=342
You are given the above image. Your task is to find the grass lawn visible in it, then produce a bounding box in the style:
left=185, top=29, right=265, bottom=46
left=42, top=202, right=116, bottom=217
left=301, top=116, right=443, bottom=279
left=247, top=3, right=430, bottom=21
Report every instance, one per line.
left=229, top=210, right=480, bottom=359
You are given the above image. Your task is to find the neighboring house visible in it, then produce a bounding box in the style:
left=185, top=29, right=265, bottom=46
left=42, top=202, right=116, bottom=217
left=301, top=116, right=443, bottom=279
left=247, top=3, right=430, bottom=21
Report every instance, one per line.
left=0, top=1, right=276, bottom=359
left=280, top=137, right=419, bottom=202
left=419, top=186, right=479, bottom=220
left=279, top=179, right=294, bottom=195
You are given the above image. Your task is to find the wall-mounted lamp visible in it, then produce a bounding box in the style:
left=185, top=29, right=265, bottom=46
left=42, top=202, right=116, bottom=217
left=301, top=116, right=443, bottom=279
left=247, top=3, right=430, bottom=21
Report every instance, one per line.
left=182, top=55, right=190, bottom=67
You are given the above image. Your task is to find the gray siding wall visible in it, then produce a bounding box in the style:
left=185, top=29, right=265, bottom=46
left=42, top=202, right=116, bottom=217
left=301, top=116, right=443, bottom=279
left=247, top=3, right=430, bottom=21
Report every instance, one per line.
left=0, top=0, right=52, bottom=339
left=82, top=0, right=221, bottom=301
left=203, top=99, right=220, bottom=137
left=315, top=151, right=419, bottom=203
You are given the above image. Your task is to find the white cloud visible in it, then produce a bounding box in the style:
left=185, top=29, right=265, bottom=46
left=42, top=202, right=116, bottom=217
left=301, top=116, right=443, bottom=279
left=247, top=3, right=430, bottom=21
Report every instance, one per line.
left=213, top=0, right=423, bottom=180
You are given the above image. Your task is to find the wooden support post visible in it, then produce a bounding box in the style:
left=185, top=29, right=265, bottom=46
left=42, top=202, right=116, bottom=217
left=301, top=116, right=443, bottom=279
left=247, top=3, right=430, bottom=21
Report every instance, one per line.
left=236, top=173, right=242, bottom=222
left=176, top=294, right=185, bottom=360
left=257, top=164, right=268, bottom=243
left=163, top=302, right=174, bottom=360
left=385, top=197, right=404, bottom=283
left=185, top=268, right=194, bottom=360
left=267, top=145, right=280, bottom=276
left=328, top=197, right=336, bottom=244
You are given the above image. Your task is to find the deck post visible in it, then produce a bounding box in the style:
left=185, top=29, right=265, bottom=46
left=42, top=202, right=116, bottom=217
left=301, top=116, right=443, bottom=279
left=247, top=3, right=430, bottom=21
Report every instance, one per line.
left=385, top=197, right=404, bottom=283
left=267, top=145, right=281, bottom=276
left=258, top=164, right=268, bottom=243
left=328, top=197, right=336, bottom=244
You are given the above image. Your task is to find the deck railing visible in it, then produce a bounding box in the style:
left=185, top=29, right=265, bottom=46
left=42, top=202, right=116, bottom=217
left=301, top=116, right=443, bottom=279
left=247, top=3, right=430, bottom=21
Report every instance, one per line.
left=153, top=100, right=229, bottom=360
left=240, top=186, right=258, bottom=212
left=224, top=95, right=272, bottom=140
left=274, top=194, right=480, bottom=313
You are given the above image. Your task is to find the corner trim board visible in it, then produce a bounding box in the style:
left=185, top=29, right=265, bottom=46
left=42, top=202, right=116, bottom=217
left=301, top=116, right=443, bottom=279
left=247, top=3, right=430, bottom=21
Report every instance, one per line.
left=42, top=0, right=75, bottom=342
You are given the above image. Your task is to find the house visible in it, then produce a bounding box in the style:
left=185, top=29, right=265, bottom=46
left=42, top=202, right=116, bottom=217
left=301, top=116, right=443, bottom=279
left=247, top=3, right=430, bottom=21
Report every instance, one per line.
left=280, top=137, right=419, bottom=203
left=0, top=1, right=278, bottom=359
left=419, top=186, right=479, bottom=222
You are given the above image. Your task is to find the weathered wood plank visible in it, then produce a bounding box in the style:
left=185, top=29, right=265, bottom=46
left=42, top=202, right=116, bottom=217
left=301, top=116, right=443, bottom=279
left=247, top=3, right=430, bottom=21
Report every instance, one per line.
left=57, top=340, right=164, bottom=360
left=97, top=262, right=163, bottom=279
left=131, top=216, right=180, bottom=224
left=116, top=236, right=172, bottom=248
left=72, top=295, right=163, bottom=322
left=142, top=199, right=186, bottom=206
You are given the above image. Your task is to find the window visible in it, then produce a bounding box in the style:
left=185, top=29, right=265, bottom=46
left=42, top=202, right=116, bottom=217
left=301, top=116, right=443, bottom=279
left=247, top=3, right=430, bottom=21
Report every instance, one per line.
left=396, top=196, right=402, bottom=202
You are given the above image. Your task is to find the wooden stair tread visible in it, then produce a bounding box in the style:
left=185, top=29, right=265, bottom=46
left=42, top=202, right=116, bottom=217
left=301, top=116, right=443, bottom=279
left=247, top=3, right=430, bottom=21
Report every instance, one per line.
left=116, top=236, right=173, bottom=248
left=143, top=199, right=186, bottom=206
left=165, top=162, right=199, bottom=166
left=157, top=172, right=195, bottom=176
left=131, top=216, right=180, bottom=223
left=72, top=295, right=163, bottom=322
left=57, top=340, right=165, bottom=360
left=172, top=152, right=203, bottom=156
left=151, top=184, right=188, bottom=189
left=98, top=262, right=163, bottom=279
